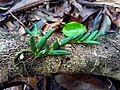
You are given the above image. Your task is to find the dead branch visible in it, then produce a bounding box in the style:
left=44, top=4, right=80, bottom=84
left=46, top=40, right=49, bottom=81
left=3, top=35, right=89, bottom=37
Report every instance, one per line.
left=0, top=30, right=120, bottom=83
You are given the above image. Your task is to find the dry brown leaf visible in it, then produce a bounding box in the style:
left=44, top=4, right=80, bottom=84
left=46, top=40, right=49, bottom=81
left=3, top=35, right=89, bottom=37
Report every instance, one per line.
left=100, top=14, right=111, bottom=32
left=5, top=0, right=50, bottom=15
left=6, top=21, right=15, bottom=31
left=55, top=74, right=109, bottom=90
left=80, top=8, right=99, bottom=22
left=77, top=0, right=120, bottom=8
left=19, top=25, right=26, bottom=35
left=71, top=0, right=83, bottom=12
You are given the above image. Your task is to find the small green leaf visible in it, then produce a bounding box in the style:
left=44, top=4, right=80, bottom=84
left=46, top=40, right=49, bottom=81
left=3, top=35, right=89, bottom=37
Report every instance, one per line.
left=92, top=31, right=103, bottom=40
left=37, top=37, right=47, bottom=50
left=87, top=30, right=98, bottom=41
left=33, top=24, right=40, bottom=36
left=25, top=29, right=33, bottom=36
left=84, top=40, right=100, bottom=44
left=53, top=41, right=60, bottom=50
left=30, top=37, right=37, bottom=54
left=36, top=44, right=49, bottom=57
left=80, top=33, right=90, bottom=41
left=34, top=24, right=38, bottom=35
left=74, top=32, right=85, bottom=41
left=37, top=30, right=55, bottom=50
left=44, top=44, right=50, bottom=55
left=45, top=44, right=50, bottom=50
left=72, top=34, right=81, bottom=40
left=37, top=49, right=46, bottom=57
left=61, top=36, right=73, bottom=46
left=49, top=50, right=70, bottom=55
left=62, top=22, right=87, bottom=37
left=44, top=30, right=55, bottom=39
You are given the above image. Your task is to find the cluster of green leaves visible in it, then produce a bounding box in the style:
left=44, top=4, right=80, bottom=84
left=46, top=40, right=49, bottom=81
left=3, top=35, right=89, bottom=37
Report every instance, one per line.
left=62, top=22, right=103, bottom=44
left=25, top=22, right=102, bottom=59
left=25, top=24, right=72, bottom=58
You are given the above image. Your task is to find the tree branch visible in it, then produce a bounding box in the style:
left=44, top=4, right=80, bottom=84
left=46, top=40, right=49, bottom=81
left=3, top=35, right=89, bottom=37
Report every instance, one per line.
left=0, top=31, right=120, bottom=83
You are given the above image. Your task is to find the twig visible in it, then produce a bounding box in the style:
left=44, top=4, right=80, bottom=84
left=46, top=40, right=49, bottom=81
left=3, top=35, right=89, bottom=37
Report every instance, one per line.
left=9, top=11, right=28, bottom=29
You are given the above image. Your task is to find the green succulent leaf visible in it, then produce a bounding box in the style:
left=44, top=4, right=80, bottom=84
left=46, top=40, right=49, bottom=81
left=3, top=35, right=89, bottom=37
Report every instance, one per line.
left=44, top=30, right=55, bottom=39
left=44, top=44, right=50, bottom=55
left=74, top=32, right=85, bottom=41
left=37, top=37, right=47, bottom=50
left=87, top=30, right=98, bottom=41
left=84, top=40, right=100, bottom=44
left=72, top=34, right=81, bottom=40
left=62, top=22, right=87, bottom=37
left=25, top=29, right=33, bottom=36
left=37, top=44, right=50, bottom=57
left=53, top=41, right=60, bottom=50
left=30, top=36, right=37, bottom=54
left=37, top=30, right=55, bottom=50
left=92, top=31, right=103, bottom=40
left=33, top=24, right=40, bottom=36
left=80, top=33, right=90, bottom=41
left=49, top=50, right=70, bottom=55
left=61, top=36, right=73, bottom=46
left=37, top=49, right=46, bottom=57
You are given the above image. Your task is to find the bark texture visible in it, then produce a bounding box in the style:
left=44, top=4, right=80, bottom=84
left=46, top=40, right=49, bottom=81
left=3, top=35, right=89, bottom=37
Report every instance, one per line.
left=0, top=30, right=120, bottom=83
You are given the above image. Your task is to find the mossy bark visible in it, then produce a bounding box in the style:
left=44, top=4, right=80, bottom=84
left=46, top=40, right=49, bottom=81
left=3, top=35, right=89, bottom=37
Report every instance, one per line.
left=0, top=31, right=120, bottom=83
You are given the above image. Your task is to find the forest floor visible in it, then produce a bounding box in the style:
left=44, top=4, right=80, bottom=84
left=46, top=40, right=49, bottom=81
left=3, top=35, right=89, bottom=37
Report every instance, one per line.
left=0, top=0, right=120, bottom=90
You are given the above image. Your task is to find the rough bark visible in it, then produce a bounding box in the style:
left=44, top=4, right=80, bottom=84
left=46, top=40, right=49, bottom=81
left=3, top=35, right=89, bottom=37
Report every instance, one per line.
left=0, top=30, right=120, bottom=83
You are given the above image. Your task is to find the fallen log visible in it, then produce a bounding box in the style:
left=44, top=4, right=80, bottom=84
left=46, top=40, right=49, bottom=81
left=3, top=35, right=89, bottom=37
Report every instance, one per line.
left=0, top=30, right=120, bottom=83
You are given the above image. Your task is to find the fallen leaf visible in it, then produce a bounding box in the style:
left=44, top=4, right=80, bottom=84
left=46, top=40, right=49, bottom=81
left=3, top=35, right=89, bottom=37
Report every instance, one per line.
left=92, top=9, right=103, bottom=31
left=100, top=14, right=111, bottom=34
left=77, top=0, right=120, bottom=8
left=62, top=22, right=87, bottom=36
left=105, top=7, right=115, bottom=21
left=64, top=12, right=83, bottom=23
left=36, top=20, right=46, bottom=30
left=6, top=21, right=15, bottom=31
left=4, top=0, right=50, bottom=15
left=71, top=0, right=83, bottom=12
left=19, top=25, right=26, bottom=35
left=55, top=74, right=109, bottom=90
